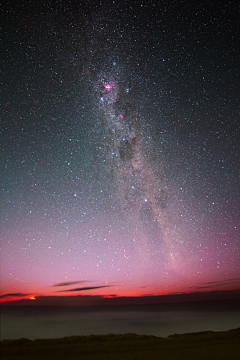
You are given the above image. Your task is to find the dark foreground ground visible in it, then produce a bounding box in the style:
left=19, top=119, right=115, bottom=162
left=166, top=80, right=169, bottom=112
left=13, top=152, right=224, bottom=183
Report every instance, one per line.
left=1, top=328, right=240, bottom=360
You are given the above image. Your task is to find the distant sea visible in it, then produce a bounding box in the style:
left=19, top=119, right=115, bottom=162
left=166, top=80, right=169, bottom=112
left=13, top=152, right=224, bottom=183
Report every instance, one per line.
left=1, top=301, right=240, bottom=340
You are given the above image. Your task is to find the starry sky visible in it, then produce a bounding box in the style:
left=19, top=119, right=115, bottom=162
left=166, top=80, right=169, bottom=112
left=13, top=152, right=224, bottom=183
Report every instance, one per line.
left=1, top=0, right=240, bottom=305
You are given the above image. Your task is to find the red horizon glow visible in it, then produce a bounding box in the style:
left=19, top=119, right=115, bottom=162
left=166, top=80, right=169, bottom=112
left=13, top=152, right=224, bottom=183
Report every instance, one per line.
left=1, top=277, right=240, bottom=305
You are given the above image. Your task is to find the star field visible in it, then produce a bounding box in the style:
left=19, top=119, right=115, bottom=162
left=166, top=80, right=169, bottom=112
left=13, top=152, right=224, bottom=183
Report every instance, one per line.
left=1, top=0, right=240, bottom=303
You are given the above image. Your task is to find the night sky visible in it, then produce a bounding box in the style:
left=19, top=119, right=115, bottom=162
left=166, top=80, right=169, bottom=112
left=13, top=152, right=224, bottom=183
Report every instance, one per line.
left=1, top=0, right=240, bottom=305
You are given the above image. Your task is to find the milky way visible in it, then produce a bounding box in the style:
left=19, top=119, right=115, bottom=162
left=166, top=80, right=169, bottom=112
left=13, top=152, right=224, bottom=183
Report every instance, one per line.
left=1, top=0, right=240, bottom=303
left=95, top=63, right=172, bottom=263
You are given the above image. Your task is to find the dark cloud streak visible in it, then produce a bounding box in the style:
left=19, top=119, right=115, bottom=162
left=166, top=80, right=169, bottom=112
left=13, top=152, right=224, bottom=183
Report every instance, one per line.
left=52, top=281, right=89, bottom=287
left=195, top=278, right=240, bottom=290
left=0, top=293, right=28, bottom=298
left=56, top=285, right=113, bottom=292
